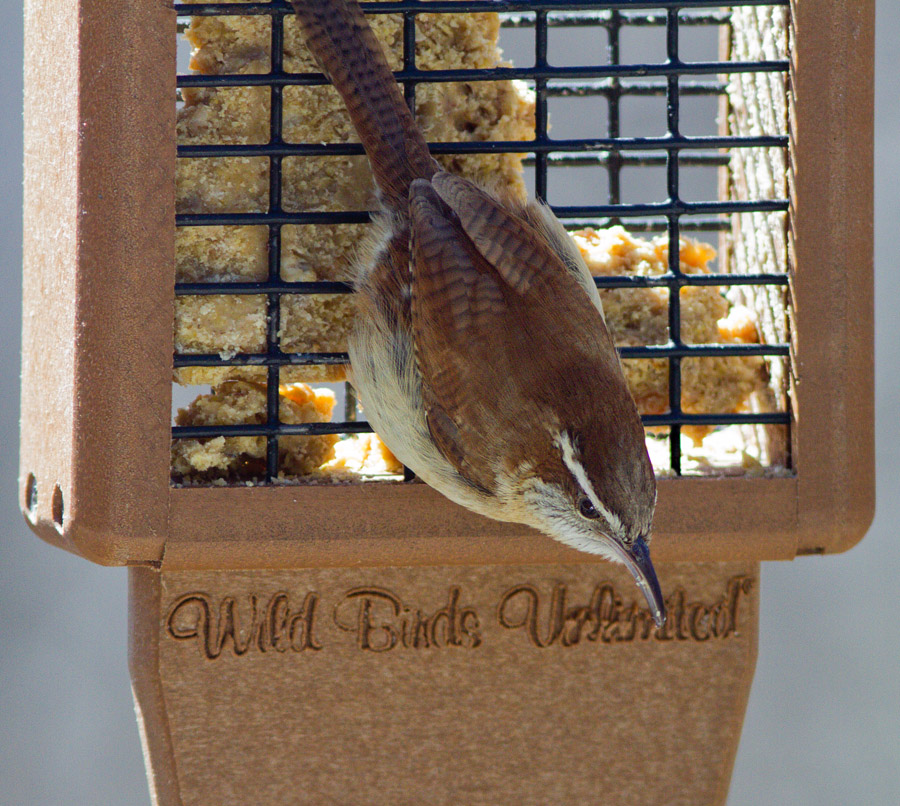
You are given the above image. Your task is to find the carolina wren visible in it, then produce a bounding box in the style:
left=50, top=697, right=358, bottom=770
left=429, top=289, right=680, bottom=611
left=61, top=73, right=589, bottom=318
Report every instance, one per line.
left=292, top=0, right=665, bottom=627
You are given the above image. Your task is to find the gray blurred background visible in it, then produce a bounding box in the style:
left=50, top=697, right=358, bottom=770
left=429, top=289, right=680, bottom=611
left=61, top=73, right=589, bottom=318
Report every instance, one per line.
left=2, top=2, right=898, bottom=804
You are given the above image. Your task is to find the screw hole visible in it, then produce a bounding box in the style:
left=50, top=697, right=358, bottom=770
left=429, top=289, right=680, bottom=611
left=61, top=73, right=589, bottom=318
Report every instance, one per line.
left=51, top=484, right=64, bottom=530
left=25, top=473, right=38, bottom=519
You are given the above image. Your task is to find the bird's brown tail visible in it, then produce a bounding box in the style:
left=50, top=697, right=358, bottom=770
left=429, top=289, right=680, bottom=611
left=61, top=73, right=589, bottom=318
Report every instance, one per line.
left=291, top=0, right=438, bottom=209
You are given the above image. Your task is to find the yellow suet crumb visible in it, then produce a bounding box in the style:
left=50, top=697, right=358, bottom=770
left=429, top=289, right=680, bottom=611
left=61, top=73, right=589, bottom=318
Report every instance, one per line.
left=172, top=381, right=338, bottom=483
left=573, top=226, right=768, bottom=443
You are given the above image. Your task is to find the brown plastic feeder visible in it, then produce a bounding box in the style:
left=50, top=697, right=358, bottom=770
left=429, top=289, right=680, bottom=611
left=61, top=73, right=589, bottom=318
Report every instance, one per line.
left=21, top=1, right=874, bottom=804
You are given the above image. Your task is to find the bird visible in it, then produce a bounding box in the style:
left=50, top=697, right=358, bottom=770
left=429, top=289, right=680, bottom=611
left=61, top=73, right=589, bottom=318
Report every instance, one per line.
left=291, top=0, right=666, bottom=627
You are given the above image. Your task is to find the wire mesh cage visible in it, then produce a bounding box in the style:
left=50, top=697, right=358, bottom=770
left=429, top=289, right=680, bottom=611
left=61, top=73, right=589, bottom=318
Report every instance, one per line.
left=171, top=0, right=790, bottom=486
left=21, top=0, right=873, bottom=568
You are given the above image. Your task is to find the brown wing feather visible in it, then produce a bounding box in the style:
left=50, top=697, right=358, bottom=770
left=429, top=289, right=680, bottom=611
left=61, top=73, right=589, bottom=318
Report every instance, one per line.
left=431, top=173, right=567, bottom=294
left=409, top=175, right=635, bottom=492
left=408, top=180, right=512, bottom=488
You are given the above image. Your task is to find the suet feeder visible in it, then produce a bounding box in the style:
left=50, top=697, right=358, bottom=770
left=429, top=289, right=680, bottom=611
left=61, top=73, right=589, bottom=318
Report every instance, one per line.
left=21, top=1, right=874, bottom=803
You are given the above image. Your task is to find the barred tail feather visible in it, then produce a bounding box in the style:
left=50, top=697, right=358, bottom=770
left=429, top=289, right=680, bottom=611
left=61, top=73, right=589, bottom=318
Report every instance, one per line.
left=291, top=0, right=438, bottom=208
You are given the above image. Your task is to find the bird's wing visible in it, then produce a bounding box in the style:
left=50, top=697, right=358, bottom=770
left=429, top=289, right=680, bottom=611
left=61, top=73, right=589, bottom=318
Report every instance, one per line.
left=435, top=172, right=608, bottom=322
left=430, top=172, right=569, bottom=295
left=409, top=174, right=625, bottom=490
left=408, top=179, right=520, bottom=489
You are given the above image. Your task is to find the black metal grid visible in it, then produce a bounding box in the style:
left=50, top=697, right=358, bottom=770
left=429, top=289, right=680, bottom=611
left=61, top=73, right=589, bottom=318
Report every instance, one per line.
left=173, top=0, right=791, bottom=483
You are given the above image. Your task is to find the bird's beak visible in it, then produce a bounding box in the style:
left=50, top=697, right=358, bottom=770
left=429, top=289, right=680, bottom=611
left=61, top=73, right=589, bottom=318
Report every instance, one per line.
left=611, top=535, right=666, bottom=628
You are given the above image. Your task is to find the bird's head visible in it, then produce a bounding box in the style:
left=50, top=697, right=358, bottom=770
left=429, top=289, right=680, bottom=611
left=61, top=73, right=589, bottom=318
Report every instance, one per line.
left=517, top=427, right=665, bottom=627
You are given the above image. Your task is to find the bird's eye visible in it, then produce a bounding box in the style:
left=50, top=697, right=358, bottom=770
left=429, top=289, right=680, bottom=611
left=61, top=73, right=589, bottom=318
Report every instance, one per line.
left=578, top=496, right=601, bottom=519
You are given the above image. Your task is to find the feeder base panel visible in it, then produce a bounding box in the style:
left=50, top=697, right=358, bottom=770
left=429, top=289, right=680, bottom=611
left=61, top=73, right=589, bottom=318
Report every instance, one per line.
left=130, top=561, right=758, bottom=806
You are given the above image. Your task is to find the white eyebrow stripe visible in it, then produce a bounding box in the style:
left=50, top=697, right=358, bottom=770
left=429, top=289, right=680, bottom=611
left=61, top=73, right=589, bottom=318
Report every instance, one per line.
left=554, top=433, right=623, bottom=536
